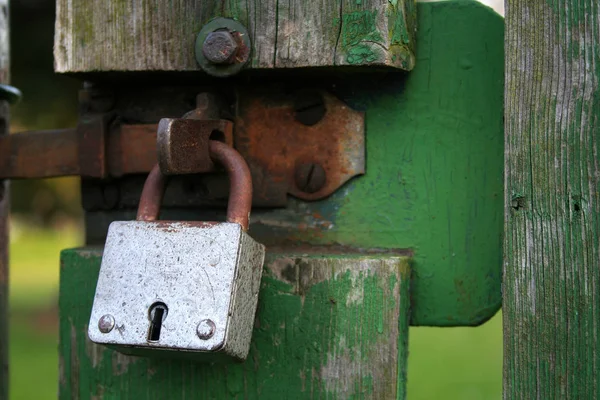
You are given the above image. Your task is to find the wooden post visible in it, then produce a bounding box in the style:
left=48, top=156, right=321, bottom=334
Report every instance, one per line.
left=504, top=0, right=600, bottom=398
left=59, top=252, right=411, bottom=399
left=0, top=0, right=9, bottom=397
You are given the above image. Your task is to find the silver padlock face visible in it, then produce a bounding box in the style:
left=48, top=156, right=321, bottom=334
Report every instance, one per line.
left=88, top=221, right=265, bottom=361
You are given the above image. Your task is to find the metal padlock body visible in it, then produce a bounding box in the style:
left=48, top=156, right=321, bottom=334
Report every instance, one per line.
left=88, top=141, right=265, bottom=361
left=88, top=220, right=264, bottom=361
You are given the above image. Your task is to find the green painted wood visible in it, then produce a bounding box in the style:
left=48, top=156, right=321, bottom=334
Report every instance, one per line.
left=60, top=249, right=411, bottom=400
left=504, top=0, right=600, bottom=398
left=248, top=0, right=504, bottom=326
left=54, top=0, right=416, bottom=73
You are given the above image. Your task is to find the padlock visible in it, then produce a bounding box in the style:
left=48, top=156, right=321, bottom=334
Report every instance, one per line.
left=88, top=140, right=265, bottom=362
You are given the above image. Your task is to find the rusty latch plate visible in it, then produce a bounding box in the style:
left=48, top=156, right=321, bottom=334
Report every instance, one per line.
left=236, top=89, right=365, bottom=205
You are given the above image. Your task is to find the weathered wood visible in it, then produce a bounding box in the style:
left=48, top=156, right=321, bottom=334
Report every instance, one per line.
left=54, top=0, right=416, bottom=73
left=504, top=0, right=600, bottom=398
left=60, top=250, right=410, bottom=399
left=0, top=0, right=9, bottom=397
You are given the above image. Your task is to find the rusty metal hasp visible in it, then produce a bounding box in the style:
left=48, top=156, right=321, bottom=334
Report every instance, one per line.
left=0, top=89, right=365, bottom=206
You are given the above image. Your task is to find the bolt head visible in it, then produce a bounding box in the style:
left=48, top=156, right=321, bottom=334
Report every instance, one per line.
left=196, top=319, right=216, bottom=340
left=202, top=31, right=238, bottom=64
left=98, top=314, right=115, bottom=333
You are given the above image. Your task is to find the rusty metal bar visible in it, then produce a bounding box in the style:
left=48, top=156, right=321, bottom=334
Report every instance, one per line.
left=0, top=128, right=79, bottom=178
left=0, top=121, right=238, bottom=180
left=108, top=124, right=157, bottom=177
left=0, top=124, right=159, bottom=179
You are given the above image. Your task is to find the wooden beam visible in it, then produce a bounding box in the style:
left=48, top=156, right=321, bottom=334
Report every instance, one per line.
left=504, top=0, right=600, bottom=397
left=54, top=0, right=416, bottom=73
left=0, top=0, right=9, bottom=397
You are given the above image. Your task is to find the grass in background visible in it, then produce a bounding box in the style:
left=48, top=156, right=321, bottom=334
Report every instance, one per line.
left=9, top=221, right=81, bottom=400
left=408, top=315, right=502, bottom=399
left=8, top=224, right=501, bottom=399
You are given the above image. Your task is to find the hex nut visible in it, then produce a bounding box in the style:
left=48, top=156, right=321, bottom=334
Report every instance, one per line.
left=202, top=31, right=238, bottom=65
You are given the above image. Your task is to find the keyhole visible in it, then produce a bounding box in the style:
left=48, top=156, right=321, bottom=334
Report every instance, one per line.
left=147, top=302, right=168, bottom=342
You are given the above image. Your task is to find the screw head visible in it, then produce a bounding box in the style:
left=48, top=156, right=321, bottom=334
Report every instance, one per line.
left=202, top=31, right=238, bottom=65
left=295, top=163, right=327, bottom=194
left=98, top=314, right=115, bottom=333
left=196, top=319, right=216, bottom=340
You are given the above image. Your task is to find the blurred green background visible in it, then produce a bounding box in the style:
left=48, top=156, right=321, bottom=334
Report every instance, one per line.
left=6, top=1, right=502, bottom=399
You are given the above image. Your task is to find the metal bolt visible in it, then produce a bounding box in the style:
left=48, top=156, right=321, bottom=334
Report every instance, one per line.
left=195, top=18, right=251, bottom=77
left=98, top=314, right=115, bottom=333
left=196, top=319, right=216, bottom=340
left=295, top=163, right=326, bottom=194
left=202, top=31, right=238, bottom=65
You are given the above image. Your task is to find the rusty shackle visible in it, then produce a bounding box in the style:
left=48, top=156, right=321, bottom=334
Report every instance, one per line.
left=136, top=140, right=253, bottom=230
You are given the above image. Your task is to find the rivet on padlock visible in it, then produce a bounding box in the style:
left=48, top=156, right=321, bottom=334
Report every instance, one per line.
left=88, top=140, right=265, bottom=362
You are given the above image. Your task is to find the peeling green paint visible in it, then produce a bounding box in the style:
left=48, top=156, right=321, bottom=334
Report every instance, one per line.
left=388, top=3, right=411, bottom=45
left=60, top=250, right=411, bottom=399
left=339, top=10, right=382, bottom=48
left=346, top=44, right=379, bottom=64
left=330, top=1, right=416, bottom=68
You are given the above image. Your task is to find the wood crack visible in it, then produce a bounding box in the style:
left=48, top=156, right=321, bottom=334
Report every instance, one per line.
left=332, top=0, right=343, bottom=66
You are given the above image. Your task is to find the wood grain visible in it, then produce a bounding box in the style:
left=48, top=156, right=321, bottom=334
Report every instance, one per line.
left=0, top=0, right=9, bottom=397
left=54, top=0, right=416, bottom=73
left=504, top=0, right=600, bottom=398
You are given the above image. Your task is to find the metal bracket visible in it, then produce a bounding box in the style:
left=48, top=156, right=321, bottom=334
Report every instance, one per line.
left=236, top=88, right=365, bottom=204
